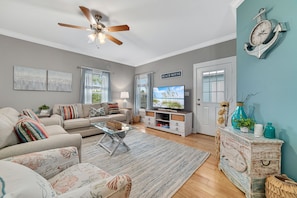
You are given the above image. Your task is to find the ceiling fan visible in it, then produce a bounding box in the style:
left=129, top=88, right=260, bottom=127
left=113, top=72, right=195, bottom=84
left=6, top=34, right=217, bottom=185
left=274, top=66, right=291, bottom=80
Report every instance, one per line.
left=58, top=6, right=129, bottom=45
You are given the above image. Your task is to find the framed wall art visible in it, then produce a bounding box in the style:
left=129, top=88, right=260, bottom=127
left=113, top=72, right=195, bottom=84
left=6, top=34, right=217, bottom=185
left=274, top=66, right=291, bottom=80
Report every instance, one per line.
left=13, top=66, right=47, bottom=91
left=47, top=70, right=72, bottom=92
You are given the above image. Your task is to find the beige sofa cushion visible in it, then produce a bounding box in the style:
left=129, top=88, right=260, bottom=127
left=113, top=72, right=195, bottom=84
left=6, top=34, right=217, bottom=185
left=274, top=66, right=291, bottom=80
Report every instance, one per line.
left=0, top=107, right=21, bottom=148
left=46, top=125, right=68, bottom=136
left=89, top=116, right=110, bottom=123
left=63, top=118, right=90, bottom=130
left=0, top=107, right=20, bottom=124
left=108, top=114, right=126, bottom=122
left=0, top=114, right=20, bottom=148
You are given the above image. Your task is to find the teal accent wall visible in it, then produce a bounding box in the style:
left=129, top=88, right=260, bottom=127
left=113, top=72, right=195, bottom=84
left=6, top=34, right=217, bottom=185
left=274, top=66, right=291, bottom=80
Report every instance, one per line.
left=237, top=1, right=297, bottom=180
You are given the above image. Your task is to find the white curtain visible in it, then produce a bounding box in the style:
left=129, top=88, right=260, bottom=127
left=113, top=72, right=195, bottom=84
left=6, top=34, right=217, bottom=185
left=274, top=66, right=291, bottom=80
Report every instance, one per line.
left=134, top=72, right=153, bottom=115
left=80, top=68, right=92, bottom=104
left=101, top=71, right=111, bottom=102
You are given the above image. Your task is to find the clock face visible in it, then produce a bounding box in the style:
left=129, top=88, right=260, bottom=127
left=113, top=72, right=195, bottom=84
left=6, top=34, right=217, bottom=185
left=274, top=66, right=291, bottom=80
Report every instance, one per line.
left=249, top=20, right=272, bottom=46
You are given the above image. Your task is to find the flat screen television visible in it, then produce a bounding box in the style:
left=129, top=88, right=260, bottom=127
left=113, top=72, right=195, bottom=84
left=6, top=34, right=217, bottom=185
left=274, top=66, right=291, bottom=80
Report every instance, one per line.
left=153, top=85, right=185, bottom=110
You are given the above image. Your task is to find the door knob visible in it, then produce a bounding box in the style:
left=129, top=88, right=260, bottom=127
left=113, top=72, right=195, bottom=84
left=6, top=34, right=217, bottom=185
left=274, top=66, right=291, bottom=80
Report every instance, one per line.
left=197, top=103, right=200, bottom=106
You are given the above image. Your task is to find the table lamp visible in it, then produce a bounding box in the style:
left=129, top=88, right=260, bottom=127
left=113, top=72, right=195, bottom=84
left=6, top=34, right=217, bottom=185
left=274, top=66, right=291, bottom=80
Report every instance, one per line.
left=120, top=91, right=129, bottom=108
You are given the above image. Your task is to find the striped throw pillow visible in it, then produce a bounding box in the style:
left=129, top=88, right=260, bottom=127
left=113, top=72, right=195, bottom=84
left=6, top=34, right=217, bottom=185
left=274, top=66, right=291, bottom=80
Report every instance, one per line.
left=22, top=108, right=41, bottom=123
left=107, top=102, right=120, bottom=114
left=14, top=117, right=48, bottom=142
left=60, top=105, right=79, bottom=120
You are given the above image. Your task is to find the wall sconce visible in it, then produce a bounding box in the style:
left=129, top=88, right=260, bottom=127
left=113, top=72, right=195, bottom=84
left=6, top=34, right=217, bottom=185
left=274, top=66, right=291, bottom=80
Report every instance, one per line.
left=120, top=91, right=129, bottom=108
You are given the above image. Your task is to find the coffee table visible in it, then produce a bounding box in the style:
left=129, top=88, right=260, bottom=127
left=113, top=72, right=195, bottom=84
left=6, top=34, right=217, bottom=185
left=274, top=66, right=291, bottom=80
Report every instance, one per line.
left=92, top=122, right=133, bottom=156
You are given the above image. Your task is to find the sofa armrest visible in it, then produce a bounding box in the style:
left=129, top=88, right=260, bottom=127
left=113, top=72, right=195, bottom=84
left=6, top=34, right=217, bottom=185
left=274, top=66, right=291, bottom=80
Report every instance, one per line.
left=2, top=146, right=79, bottom=180
left=40, top=114, right=63, bottom=126
left=119, top=109, right=132, bottom=124
left=57, top=174, right=132, bottom=198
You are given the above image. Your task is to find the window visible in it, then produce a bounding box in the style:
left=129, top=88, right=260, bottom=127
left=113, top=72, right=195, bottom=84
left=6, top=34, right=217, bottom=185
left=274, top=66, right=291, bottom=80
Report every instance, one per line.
left=80, top=68, right=110, bottom=104
left=202, top=70, right=225, bottom=103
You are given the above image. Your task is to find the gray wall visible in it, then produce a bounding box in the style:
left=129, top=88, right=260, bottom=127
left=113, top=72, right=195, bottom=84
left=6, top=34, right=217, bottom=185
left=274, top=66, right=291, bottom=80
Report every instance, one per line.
left=136, top=39, right=236, bottom=111
left=0, top=34, right=236, bottom=113
left=0, top=35, right=135, bottom=112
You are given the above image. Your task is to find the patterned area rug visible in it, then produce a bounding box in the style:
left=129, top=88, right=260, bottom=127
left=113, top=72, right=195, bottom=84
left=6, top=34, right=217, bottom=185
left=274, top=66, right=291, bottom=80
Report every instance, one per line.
left=82, top=129, right=210, bottom=198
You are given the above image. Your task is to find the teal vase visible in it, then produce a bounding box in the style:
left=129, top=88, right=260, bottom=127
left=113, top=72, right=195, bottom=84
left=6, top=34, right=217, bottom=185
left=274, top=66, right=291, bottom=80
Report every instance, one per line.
left=231, top=102, right=247, bottom=129
left=264, top=122, right=275, bottom=139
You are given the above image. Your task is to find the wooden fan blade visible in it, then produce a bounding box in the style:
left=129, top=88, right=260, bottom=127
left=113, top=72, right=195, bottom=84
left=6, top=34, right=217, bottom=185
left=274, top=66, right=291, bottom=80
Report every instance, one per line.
left=58, top=23, right=90, bottom=30
left=106, top=34, right=123, bottom=45
left=79, top=6, right=96, bottom=24
left=107, top=25, right=130, bottom=32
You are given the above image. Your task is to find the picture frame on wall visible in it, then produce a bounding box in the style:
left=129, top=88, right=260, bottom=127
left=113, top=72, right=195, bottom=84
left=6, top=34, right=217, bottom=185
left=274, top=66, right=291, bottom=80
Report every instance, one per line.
left=47, top=70, right=72, bottom=92
left=13, top=66, right=47, bottom=91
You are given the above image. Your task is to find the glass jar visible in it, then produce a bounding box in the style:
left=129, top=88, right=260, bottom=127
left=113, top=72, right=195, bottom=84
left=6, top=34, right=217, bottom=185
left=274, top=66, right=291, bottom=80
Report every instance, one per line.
left=264, top=122, right=275, bottom=139
left=231, top=102, right=247, bottom=129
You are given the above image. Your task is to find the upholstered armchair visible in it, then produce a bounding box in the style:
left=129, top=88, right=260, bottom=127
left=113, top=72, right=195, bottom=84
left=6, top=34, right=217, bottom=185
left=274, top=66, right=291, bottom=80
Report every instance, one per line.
left=0, top=147, right=132, bottom=197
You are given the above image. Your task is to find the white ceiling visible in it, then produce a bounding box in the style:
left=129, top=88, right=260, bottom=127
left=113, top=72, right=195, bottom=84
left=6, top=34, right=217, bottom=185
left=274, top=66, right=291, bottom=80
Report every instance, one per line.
left=0, top=0, right=239, bottom=66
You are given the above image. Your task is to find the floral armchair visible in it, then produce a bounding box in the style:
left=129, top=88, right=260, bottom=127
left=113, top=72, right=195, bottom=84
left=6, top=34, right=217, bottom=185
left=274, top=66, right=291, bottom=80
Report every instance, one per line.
left=0, top=147, right=132, bottom=198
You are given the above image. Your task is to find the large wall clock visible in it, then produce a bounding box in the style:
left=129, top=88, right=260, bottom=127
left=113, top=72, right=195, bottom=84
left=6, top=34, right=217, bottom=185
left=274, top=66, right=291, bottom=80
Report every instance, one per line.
left=244, top=8, right=287, bottom=59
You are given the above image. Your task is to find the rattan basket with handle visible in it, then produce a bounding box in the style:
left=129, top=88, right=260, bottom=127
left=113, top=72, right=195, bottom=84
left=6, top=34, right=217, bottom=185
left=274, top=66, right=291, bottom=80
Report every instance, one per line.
left=265, top=174, right=297, bottom=198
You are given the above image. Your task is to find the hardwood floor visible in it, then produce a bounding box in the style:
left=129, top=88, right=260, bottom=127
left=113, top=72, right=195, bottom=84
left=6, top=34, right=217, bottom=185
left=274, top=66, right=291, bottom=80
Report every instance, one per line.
left=133, top=123, right=245, bottom=198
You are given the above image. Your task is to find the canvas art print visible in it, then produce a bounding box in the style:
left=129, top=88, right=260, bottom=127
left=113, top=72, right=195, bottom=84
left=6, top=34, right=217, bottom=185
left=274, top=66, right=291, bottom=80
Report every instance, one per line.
left=14, top=66, right=47, bottom=91
left=47, top=70, right=72, bottom=92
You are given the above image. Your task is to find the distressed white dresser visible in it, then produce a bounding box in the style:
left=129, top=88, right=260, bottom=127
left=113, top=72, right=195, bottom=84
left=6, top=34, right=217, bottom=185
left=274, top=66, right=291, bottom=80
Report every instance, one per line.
left=219, top=127, right=283, bottom=198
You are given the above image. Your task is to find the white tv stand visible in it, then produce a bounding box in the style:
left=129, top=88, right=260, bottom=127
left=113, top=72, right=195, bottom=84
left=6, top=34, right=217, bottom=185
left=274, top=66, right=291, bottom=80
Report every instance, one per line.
left=144, top=109, right=192, bottom=137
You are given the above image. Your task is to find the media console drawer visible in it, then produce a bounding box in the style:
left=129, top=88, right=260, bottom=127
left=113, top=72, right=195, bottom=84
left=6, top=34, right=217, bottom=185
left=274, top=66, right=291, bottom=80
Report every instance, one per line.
left=171, top=114, right=185, bottom=121
left=146, top=111, right=155, bottom=117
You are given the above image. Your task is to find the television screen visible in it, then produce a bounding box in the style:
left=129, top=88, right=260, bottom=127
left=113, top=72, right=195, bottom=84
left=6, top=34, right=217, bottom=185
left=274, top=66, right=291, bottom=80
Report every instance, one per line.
left=153, top=85, right=185, bottom=110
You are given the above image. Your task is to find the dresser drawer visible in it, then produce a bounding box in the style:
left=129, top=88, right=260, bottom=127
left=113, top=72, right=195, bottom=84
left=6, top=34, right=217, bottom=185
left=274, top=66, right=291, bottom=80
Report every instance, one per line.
left=251, top=143, right=282, bottom=160
left=250, top=160, right=281, bottom=177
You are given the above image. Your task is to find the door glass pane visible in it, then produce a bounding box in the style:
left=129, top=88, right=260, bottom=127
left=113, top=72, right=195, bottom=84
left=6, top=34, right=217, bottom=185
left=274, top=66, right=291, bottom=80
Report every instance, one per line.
left=202, top=70, right=225, bottom=103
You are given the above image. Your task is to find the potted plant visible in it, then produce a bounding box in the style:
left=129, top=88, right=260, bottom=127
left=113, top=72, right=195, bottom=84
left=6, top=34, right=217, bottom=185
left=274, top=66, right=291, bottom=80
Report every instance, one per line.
left=38, top=104, right=50, bottom=115
left=235, top=117, right=255, bottom=132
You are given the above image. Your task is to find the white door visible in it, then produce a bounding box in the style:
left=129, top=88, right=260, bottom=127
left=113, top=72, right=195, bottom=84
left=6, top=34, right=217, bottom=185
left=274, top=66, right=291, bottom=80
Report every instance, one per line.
left=193, top=56, right=236, bottom=136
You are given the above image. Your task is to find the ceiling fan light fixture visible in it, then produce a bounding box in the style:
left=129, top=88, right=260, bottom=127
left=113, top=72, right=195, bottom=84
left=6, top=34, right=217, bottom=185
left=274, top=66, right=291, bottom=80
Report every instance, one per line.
left=59, top=6, right=129, bottom=46
left=98, top=32, right=106, bottom=44
left=88, top=33, right=96, bottom=43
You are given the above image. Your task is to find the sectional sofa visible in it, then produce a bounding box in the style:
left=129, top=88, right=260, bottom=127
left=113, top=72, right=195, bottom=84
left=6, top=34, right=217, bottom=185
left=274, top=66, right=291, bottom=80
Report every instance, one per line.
left=50, top=102, right=132, bottom=137
left=0, top=107, right=82, bottom=160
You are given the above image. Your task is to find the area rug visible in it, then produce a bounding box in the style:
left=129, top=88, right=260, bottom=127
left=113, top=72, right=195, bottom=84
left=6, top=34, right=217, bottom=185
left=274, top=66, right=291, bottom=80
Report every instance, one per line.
left=82, top=130, right=210, bottom=198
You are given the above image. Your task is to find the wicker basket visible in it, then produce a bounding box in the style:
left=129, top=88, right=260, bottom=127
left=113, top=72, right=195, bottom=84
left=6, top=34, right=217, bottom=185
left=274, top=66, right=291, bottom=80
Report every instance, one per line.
left=265, top=174, right=297, bottom=198
left=133, top=115, right=141, bottom=123
left=106, top=120, right=122, bottom=130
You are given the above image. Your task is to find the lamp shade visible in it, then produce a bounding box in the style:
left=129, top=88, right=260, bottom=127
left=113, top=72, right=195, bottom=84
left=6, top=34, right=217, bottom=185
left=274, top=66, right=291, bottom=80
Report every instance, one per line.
left=120, top=91, right=129, bottom=99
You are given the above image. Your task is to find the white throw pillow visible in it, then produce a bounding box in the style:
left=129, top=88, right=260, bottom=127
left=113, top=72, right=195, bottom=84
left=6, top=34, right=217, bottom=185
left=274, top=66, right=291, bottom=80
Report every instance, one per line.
left=0, top=161, right=56, bottom=198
